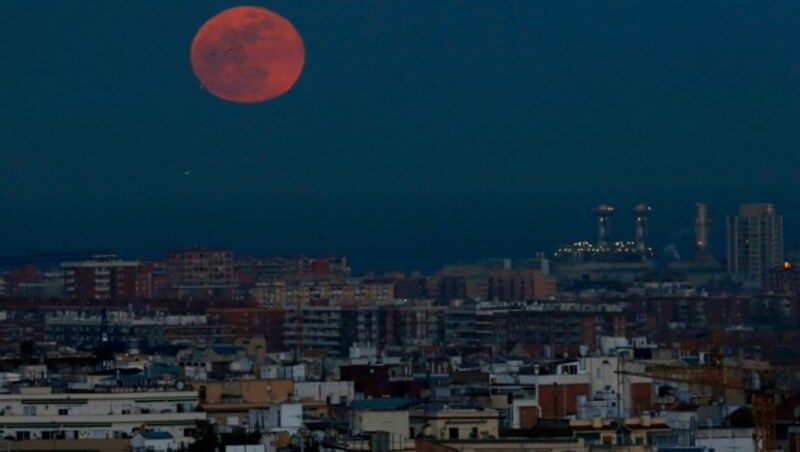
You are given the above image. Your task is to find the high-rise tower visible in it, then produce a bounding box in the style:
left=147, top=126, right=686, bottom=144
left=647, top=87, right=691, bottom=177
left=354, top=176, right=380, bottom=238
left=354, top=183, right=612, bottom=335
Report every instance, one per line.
left=727, top=203, right=784, bottom=287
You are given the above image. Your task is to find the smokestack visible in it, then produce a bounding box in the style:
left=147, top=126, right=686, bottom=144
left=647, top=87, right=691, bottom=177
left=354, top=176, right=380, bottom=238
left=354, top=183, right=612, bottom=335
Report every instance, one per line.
left=695, top=203, right=710, bottom=253
left=633, top=204, right=652, bottom=254
left=594, top=204, right=615, bottom=248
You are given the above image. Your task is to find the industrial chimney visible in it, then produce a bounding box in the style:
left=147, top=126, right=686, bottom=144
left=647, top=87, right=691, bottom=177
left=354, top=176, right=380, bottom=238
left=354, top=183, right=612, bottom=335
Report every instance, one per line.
left=594, top=204, right=615, bottom=248
left=695, top=203, right=710, bottom=253
left=633, top=204, right=651, bottom=254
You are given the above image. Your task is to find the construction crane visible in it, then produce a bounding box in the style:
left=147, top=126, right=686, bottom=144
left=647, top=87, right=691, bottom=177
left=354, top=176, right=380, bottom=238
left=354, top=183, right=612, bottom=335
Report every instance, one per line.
left=618, top=358, right=782, bottom=452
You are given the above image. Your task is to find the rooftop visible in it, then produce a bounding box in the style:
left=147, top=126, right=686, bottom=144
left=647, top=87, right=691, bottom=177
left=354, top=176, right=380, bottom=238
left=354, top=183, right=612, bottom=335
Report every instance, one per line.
left=138, top=431, right=174, bottom=440
left=349, top=398, right=412, bottom=411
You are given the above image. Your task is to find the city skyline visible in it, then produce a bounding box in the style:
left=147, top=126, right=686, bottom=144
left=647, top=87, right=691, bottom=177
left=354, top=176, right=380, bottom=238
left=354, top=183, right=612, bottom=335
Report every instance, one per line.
left=2, top=1, right=800, bottom=273
left=3, top=2, right=800, bottom=450
left=0, top=196, right=797, bottom=273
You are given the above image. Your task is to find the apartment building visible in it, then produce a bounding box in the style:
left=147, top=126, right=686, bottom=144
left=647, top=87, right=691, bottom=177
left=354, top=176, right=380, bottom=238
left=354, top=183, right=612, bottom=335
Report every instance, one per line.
left=284, top=304, right=380, bottom=356
left=727, top=203, right=784, bottom=287
left=165, top=247, right=236, bottom=300
left=0, top=387, right=204, bottom=446
left=62, top=255, right=138, bottom=300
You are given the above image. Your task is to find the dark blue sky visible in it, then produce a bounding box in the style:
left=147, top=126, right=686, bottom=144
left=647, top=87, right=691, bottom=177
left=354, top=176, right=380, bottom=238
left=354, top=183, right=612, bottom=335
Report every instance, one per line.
left=1, top=1, right=799, bottom=272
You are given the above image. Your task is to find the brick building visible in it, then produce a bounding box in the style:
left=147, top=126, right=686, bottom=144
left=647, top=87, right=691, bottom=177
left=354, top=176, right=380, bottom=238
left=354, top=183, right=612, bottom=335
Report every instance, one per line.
left=446, top=301, right=626, bottom=352
left=207, top=306, right=286, bottom=351
left=382, top=302, right=447, bottom=351
left=251, top=278, right=394, bottom=308
left=165, top=247, right=236, bottom=300
left=769, top=261, right=800, bottom=295
left=62, top=255, right=138, bottom=300
left=488, top=268, right=557, bottom=301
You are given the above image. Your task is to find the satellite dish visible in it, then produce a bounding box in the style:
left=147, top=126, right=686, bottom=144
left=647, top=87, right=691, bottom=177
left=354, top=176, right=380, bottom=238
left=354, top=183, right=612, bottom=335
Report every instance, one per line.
left=176, top=381, right=186, bottom=391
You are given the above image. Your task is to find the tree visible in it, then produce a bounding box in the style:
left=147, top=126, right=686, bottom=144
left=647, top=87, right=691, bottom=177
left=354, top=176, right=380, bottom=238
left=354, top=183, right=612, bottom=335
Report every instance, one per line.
left=19, top=340, right=35, bottom=358
left=187, top=420, right=218, bottom=452
left=220, top=427, right=261, bottom=447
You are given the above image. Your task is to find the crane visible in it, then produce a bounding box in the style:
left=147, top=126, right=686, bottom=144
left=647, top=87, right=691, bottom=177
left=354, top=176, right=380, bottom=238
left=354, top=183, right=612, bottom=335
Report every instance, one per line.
left=618, top=358, right=782, bottom=452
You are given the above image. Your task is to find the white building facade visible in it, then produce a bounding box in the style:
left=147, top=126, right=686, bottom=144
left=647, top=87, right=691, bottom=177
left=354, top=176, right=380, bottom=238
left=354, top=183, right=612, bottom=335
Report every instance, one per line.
left=0, top=387, right=204, bottom=448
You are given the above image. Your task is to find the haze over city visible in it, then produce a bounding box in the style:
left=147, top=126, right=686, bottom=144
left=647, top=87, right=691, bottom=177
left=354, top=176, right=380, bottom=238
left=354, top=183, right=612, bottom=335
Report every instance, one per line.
left=3, top=1, right=800, bottom=272
left=2, top=2, right=800, bottom=451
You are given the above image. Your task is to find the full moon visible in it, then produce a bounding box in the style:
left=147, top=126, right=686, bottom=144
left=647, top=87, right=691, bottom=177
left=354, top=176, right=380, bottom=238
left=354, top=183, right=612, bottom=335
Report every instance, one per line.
left=190, top=6, right=305, bottom=103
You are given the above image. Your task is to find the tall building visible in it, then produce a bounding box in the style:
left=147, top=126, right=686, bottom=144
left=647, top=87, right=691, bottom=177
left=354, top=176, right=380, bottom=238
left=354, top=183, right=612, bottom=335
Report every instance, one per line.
left=727, top=203, right=784, bottom=287
left=165, top=247, right=236, bottom=300
left=62, top=255, right=138, bottom=300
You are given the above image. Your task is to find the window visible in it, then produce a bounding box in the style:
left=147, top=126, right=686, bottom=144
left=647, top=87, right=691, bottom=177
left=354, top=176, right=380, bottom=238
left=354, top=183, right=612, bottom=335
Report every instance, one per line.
left=449, top=428, right=459, bottom=439
left=561, top=364, right=578, bottom=375
left=58, top=408, right=68, bottom=416
left=23, top=405, right=37, bottom=416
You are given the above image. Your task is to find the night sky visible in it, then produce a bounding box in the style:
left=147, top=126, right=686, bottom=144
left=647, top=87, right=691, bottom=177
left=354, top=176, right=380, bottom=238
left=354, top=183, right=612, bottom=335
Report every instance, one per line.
left=2, top=1, right=799, bottom=272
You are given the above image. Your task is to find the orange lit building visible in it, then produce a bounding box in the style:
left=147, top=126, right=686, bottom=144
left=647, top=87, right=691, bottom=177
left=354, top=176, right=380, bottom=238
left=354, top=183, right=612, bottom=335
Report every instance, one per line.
left=194, top=378, right=294, bottom=426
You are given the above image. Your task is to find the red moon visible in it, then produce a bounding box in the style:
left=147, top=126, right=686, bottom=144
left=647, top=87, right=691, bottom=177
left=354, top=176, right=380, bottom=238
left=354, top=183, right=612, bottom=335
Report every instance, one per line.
left=190, top=6, right=305, bottom=103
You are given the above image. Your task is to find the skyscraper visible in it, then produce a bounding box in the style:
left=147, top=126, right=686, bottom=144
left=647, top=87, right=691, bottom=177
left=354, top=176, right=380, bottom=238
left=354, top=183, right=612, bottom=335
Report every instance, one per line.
left=727, top=203, right=784, bottom=287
